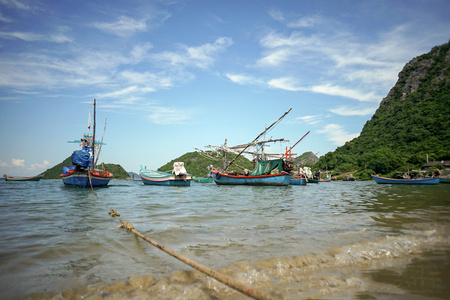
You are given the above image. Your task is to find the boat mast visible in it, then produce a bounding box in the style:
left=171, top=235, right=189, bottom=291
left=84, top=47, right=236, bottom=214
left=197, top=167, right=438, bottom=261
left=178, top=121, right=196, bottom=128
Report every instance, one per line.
left=92, top=99, right=96, bottom=171
left=224, top=108, right=292, bottom=171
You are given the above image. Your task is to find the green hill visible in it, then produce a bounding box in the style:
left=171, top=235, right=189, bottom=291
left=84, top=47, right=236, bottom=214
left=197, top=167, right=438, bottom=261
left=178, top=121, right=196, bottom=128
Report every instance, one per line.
left=43, top=156, right=131, bottom=180
left=157, top=151, right=254, bottom=177
left=293, top=151, right=319, bottom=166
left=314, top=41, right=450, bottom=179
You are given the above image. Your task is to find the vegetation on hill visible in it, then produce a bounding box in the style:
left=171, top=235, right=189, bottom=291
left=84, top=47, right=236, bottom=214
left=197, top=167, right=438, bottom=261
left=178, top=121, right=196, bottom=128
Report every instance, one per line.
left=42, top=156, right=131, bottom=179
left=157, top=151, right=254, bottom=177
left=293, top=151, right=319, bottom=166
left=313, top=41, right=450, bottom=179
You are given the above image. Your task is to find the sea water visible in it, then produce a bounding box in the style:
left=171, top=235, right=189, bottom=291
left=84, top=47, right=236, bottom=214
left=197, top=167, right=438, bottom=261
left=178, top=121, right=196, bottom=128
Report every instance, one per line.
left=0, top=180, right=449, bottom=299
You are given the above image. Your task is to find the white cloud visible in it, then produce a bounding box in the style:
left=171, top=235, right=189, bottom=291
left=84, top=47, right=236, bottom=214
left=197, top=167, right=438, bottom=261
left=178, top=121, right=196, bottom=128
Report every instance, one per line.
left=99, top=86, right=140, bottom=99
left=268, top=9, right=285, bottom=22
left=0, top=160, right=8, bottom=168
left=0, top=0, right=33, bottom=11
left=154, top=37, right=233, bottom=70
left=11, top=158, right=25, bottom=167
left=267, top=77, right=302, bottom=91
left=310, top=84, right=379, bottom=102
left=295, top=115, right=324, bottom=125
left=318, top=124, right=359, bottom=146
left=287, top=16, right=321, bottom=28
left=30, top=160, right=50, bottom=170
left=329, top=105, right=377, bottom=116
left=225, top=73, right=261, bottom=85
left=93, top=16, right=148, bottom=37
left=147, top=106, right=192, bottom=125
left=0, top=27, right=72, bottom=43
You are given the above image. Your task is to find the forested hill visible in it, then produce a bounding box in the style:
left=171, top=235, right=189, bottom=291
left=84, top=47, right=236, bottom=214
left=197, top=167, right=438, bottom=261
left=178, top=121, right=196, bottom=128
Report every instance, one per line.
left=315, top=41, right=450, bottom=179
left=157, top=151, right=254, bottom=177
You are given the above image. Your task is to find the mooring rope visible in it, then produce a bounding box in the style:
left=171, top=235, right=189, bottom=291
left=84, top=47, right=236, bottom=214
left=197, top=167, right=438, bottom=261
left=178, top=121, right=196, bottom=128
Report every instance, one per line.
left=87, top=183, right=276, bottom=299
left=116, top=219, right=276, bottom=300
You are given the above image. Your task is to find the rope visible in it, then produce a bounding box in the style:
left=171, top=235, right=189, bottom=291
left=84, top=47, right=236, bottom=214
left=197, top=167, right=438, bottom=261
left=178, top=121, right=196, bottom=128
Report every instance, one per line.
left=91, top=195, right=275, bottom=299
left=86, top=173, right=275, bottom=299
left=117, top=220, right=276, bottom=300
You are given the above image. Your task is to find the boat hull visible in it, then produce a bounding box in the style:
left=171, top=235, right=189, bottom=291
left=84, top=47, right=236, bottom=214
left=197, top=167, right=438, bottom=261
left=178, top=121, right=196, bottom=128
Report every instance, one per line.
left=307, top=178, right=319, bottom=183
left=61, top=169, right=112, bottom=187
left=290, top=177, right=307, bottom=185
left=211, top=170, right=291, bottom=186
left=371, top=175, right=440, bottom=185
left=193, top=177, right=213, bottom=183
left=140, top=173, right=191, bottom=186
left=4, top=174, right=43, bottom=181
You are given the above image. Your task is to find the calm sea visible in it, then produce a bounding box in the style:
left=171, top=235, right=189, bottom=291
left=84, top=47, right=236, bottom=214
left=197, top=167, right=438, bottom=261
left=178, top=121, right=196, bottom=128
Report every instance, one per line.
left=0, top=179, right=449, bottom=299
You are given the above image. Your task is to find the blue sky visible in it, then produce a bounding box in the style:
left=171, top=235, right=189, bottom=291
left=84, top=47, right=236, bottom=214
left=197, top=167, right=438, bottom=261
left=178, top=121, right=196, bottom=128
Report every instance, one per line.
left=1, top=0, right=449, bottom=176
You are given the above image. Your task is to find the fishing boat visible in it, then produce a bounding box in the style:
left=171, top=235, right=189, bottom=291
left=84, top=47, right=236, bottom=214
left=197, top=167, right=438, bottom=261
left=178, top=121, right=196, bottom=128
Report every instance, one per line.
left=140, top=162, right=192, bottom=186
left=3, top=173, right=44, bottom=181
left=439, top=178, right=450, bottom=184
left=193, top=165, right=214, bottom=183
left=290, top=176, right=307, bottom=185
left=192, top=177, right=213, bottom=183
left=211, top=159, right=292, bottom=186
left=289, top=166, right=307, bottom=185
left=303, top=167, right=319, bottom=183
left=60, top=100, right=113, bottom=188
left=207, top=109, right=294, bottom=186
left=371, top=174, right=440, bottom=185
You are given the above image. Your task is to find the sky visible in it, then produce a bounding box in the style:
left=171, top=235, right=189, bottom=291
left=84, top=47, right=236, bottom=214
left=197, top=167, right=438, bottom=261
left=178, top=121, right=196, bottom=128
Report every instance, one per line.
left=1, top=0, right=449, bottom=176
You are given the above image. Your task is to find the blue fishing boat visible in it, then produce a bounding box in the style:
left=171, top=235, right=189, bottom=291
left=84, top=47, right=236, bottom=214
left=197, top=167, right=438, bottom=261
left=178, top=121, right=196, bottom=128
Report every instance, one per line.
left=290, top=177, right=307, bottom=185
left=371, top=175, right=440, bottom=185
left=140, top=162, right=192, bottom=186
left=61, top=100, right=113, bottom=188
left=211, top=159, right=292, bottom=186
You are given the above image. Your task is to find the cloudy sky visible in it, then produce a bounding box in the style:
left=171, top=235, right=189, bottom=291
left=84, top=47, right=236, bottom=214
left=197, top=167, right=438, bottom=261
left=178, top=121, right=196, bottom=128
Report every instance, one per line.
left=1, top=0, right=449, bottom=176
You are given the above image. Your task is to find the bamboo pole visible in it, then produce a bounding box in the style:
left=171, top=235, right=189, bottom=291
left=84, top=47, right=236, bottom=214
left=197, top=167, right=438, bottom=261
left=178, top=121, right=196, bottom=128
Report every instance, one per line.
left=224, top=108, right=292, bottom=171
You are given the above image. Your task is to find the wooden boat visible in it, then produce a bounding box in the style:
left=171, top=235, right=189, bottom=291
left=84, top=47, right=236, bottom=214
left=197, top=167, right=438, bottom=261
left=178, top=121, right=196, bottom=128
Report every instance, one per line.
left=211, top=159, right=292, bottom=186
left=371, top=174, right=440, bottom=185
left=140, top=162, right=191, bottom=186
left=290, top=176, right=307, bottom=185
left=438, top=177, right=450, bottom=183
left=307, top=178, right=319, bottom=183
left=61, top=100, right=113, bottom=187
left=289, top=167, right=307, bottom=185
left=303, top=167, right=319, bottom=183
left=193, top=177, right=213, bottom=183
left=3, top=173, right=44, bottom=181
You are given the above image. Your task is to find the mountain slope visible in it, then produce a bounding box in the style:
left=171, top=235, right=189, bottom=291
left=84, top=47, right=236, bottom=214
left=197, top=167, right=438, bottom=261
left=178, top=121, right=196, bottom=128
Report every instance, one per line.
left=157, top=151, right=254, bottom=177
left=315, top=41, right=450, bottom=178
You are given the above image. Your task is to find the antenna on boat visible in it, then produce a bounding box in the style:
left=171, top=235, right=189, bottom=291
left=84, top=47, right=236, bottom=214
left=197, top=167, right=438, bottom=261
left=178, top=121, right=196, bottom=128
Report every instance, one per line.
left=224, top=108, right=292, bottom=171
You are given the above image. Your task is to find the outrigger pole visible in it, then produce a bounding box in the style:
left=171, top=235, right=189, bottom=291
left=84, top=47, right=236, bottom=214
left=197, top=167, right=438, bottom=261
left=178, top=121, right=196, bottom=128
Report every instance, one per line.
left=283, top=130, right=310, bottom=159
left=224, top=108, right=292, bottom=171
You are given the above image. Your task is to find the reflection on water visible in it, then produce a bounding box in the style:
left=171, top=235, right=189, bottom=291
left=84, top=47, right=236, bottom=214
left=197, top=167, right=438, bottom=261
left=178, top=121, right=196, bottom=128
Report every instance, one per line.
left=0, top=180, right=448, bottom=299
